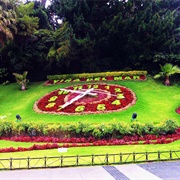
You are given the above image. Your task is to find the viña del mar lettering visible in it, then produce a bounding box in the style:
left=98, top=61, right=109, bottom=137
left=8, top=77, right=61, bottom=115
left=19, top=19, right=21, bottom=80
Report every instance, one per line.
left=45, top=75, right=146, bottom=86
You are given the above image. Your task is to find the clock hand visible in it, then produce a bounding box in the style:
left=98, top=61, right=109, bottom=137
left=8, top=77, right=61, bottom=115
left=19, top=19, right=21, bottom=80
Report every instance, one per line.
left=60, top=88, right=97, bottom=96
left=81, top=89, right=118, bottom=97
left=59, top=88, right=94, bottom=109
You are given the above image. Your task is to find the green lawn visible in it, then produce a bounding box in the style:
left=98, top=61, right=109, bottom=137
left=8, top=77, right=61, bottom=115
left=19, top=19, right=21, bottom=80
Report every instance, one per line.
left=0, top=76, right=180, bottom=160
left=0, top=140, right=180, bottom=159
left=0, top=76, right=179, bottom=124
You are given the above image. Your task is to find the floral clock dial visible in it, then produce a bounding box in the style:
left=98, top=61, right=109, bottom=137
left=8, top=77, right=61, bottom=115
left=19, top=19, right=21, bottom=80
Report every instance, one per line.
left=34, top=83, right=137, bottom=115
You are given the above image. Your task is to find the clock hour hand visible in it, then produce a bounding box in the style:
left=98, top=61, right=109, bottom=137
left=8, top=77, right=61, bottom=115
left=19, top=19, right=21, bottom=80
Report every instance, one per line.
left=59, top=88, right=95, bottom=109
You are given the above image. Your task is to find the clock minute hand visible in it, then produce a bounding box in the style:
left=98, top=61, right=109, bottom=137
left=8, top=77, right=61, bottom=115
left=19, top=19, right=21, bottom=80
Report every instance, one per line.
left=60, top=88, right=97, bottom=96
left=60, top=88, right=94, bottom=109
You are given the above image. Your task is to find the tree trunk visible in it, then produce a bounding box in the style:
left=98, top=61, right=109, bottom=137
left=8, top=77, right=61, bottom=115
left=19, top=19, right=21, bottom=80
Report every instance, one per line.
left=21, top=83, right=26, bottom=90
left=165, top=75, right=170, bottom=86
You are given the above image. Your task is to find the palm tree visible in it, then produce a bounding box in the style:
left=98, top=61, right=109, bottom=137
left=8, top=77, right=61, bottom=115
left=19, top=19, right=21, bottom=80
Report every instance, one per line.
left=0, top=0, right=17, bottom=46
left=13, top=71, right=29, bottom=90
left=154, top=63, right=180, bottom=86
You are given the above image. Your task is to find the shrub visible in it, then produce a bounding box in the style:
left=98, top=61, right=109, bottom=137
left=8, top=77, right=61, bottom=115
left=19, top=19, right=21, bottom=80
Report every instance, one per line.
left=0, top=119, right=178, bottom=139
left=47, top=70, right=147, bottom=80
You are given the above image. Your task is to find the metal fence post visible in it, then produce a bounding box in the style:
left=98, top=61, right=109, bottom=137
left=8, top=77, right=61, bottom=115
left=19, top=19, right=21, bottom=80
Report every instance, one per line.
left=146, top=152, right=148, bottom=161
left=106, top=154, right=109, bottom=165
left=44, top=156, right=47, bottom=168
left=10, top=158, right=13, bottom=170
left=120, top=153, right=122, bottom=163
left=60, top=156, right=63, bottom=167
left=158, top=151, right=160, bottom=160
left=76, top=155, right=79, bottom=166
left=27, top=157, right=30, bottom=169
left=133, top=152, right=136, bottom=163
left=170, top=150, right=172, bottom=160
left=92, top=154, right=94, bottom=165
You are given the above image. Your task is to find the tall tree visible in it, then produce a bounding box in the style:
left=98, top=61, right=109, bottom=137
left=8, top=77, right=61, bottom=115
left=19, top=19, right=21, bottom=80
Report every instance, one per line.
left=15, top=2, right=39, bottom=37
left=0, top=0, right=17, bottom=46
left=32, top=1, right=53, bottom=30
left=47, top=22, right=73, bottom=73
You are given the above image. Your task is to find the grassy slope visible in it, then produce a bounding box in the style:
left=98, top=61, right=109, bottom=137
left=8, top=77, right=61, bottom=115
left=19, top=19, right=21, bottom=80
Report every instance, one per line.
left=0, top=76, right=179, bottom=124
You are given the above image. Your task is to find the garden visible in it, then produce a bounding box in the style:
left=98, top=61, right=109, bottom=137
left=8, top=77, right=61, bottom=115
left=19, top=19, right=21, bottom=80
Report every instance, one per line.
left=1, top=0, right=180, bottom=170
left=0, top=70, right=180, bottom=167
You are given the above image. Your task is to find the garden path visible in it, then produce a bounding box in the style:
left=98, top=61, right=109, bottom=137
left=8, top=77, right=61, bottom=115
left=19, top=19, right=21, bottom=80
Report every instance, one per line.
left=0, top=161, right=180, bottom=180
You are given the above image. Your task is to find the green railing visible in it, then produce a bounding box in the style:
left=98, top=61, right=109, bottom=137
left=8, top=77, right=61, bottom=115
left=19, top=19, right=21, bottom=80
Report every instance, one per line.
left=0, top=150, right=180, bottom=170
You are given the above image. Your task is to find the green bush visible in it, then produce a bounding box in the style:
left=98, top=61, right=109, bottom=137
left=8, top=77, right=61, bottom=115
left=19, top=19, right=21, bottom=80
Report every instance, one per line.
left=47, top=70, right=147, bottom=80
left=0, top=119, right=178, bottom=139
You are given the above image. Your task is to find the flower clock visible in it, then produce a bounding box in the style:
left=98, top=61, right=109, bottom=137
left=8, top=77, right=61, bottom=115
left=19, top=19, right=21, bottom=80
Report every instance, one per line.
left=34, top=83, right=137, bottom=115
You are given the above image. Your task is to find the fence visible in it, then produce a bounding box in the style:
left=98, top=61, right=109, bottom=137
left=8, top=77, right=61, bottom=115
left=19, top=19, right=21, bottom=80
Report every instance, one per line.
left=0, top=150, right=180, bottom=170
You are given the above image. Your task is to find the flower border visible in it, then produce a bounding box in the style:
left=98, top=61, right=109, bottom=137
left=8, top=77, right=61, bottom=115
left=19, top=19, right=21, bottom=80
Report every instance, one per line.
left=44, top=75, right=146, bottom=86
left=1, top=133, right=180, bottom=153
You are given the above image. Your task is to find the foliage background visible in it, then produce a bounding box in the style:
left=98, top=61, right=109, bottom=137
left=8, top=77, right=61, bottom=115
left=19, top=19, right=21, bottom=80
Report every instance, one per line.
left=0, top=0, right=179, bottom=82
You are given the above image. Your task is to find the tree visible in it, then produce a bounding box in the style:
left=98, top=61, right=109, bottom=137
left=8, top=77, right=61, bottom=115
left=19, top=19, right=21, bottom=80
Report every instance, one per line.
left=0, top=0, right=17, bottom=46
left=15, top=2, right=39, bottom=37
left=0, top=1, right=55, bottom=81
left=13, top=71, right=29, bottom=90
left=32, top=1, right=53, bottom=30
left=154, top=63, right=180, bottom=86
left=47, top=22, right=73, bottom=73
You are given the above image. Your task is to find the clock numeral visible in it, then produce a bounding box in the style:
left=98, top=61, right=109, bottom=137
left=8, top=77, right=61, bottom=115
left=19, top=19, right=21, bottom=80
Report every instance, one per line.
left=58, top=90, right=69, bottom=95
left=87, top=85, right=92, bottom=89
left=117, top=93, right=125, bottom=99
left=93, top=85, right=99, bottom=89
left=45, top=102, right=56, bottom=108
left=48, top=96, right=58, bottom=102
left=112, top=99, right=121, bottom=105
left=115, top=88, right=122, bottom=93
left=75, top=105, right=85, bottom=112
left=97, top=104, right=106, bottom=111
left=105, top=85, right=109, bottom=90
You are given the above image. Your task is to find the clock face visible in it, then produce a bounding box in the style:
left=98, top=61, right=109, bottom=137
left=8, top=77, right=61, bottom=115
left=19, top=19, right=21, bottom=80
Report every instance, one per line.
left=34, top=83, right=136, bottom=115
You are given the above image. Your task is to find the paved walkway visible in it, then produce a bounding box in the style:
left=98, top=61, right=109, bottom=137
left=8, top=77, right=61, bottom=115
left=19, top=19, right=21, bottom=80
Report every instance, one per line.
left=0, top=161, right=180, bottom=180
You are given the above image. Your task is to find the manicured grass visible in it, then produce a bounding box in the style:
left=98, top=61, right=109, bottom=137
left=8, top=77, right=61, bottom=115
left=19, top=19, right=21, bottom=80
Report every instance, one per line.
left=0, top=140, right=180, bottom=159
left=0, top=76, right=179, bottom=124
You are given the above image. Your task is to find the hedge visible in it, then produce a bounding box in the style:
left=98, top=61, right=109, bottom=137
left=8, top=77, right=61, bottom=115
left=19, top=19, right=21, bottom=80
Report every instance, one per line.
left=47, top=70, right=147, bottom=80
left=0, top=119, right=178, bottom=139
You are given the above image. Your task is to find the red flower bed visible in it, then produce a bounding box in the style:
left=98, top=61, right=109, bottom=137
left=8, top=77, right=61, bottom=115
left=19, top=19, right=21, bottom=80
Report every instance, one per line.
left=175, top=106, right=180, bottom=114
left=1, top=131, right=180, bottom=153
left=34, top=83, right=137, bottom=115
left=44, top=75, right=146, bottom=86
